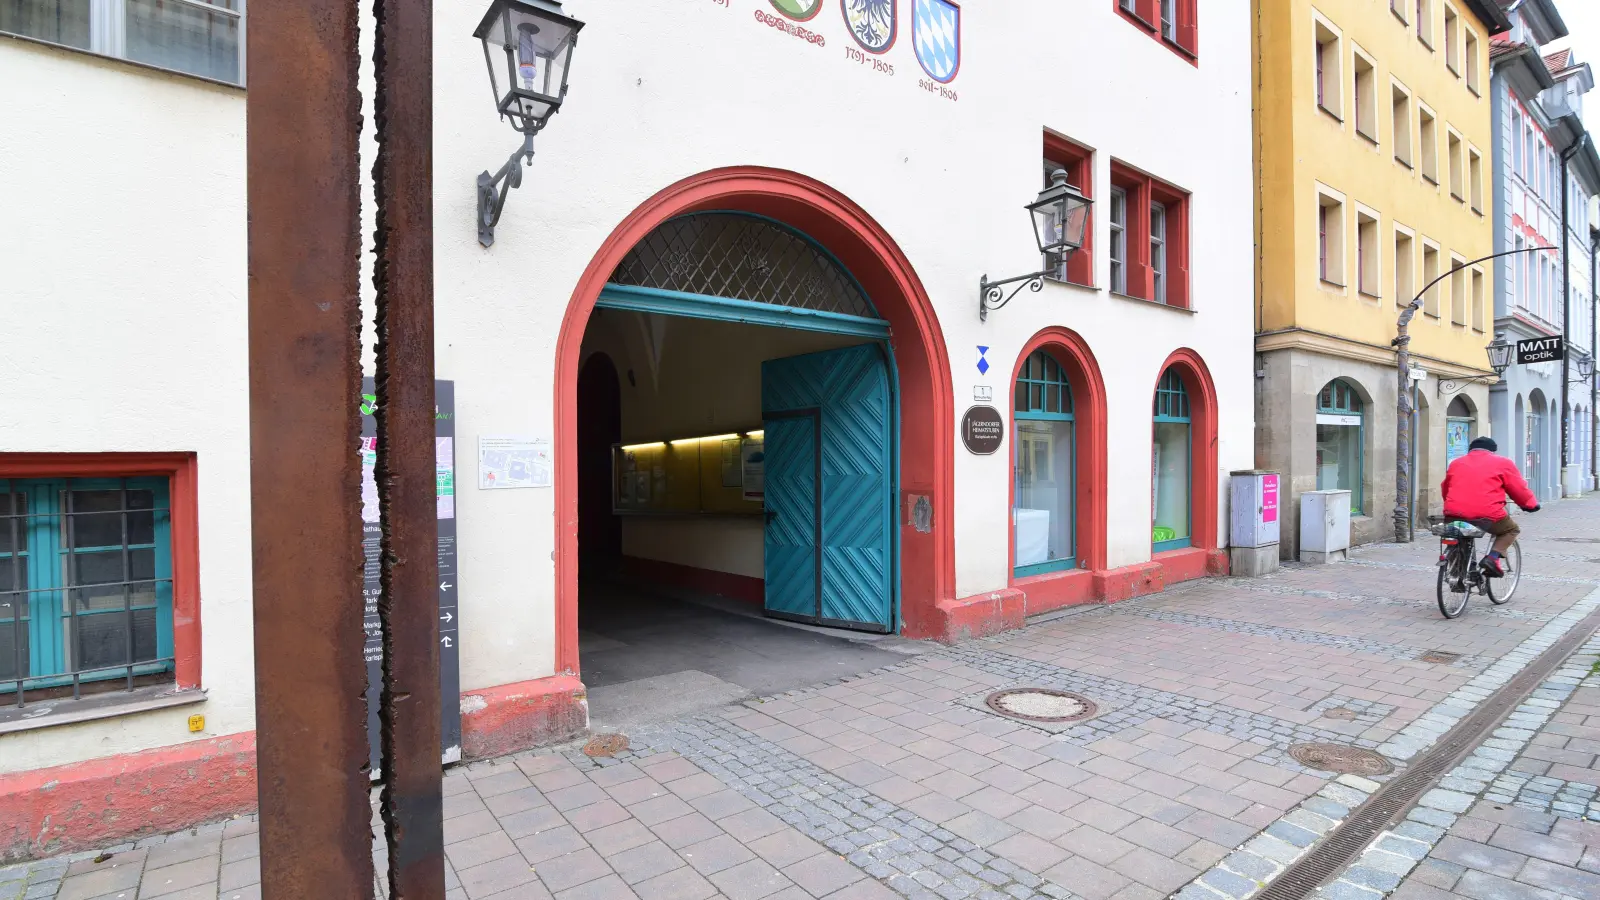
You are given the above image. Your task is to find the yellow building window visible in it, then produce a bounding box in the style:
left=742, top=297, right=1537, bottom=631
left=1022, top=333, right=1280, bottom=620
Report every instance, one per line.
left=1422, top=243, right=1441, bottom=317
left=1395, top=228, right=1415, bottom=306
left=1392, top=83, right=1413, bottom=167
left=1419, top=105, right=1438, bottom=183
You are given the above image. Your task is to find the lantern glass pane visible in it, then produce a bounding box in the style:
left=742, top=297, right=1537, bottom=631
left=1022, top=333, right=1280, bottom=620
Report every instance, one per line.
left=1032, top=202, right=1062, bottom=255
left=502, top=5, right=576, bottom=101
left=1060, top=196, right=1090, bottom=249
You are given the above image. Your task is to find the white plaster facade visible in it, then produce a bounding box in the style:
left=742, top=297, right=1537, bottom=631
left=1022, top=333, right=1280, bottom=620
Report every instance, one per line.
left=0, top=0, right=1254, bottom=807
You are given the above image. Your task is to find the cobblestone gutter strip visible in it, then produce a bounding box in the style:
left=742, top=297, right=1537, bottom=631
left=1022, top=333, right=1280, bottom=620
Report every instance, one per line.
left=1175, top=586, right=1600, bottom=900
left=1118, top=608, right=1484, bottom=668
left=941, top=645, right=1389, bottom=767
left=1211, top=582, right=1551, bottom=622
left=596, top=705, right=1088, bottom=900
left=1311, top=632, right=1600, bottom=900
left=1346, top=558, right=1600, bottom=586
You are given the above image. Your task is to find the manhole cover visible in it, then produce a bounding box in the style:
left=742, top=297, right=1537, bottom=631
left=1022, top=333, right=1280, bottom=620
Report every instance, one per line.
left=984, top=688, right=1098, bottom=723
left=582, top=733, right=629, bottom=757
left=1419, top=650, right=1462, bottom=664
left=1288, top=742, right=1394, bottom=776
left=1321, top=707, right=1359, bottom=721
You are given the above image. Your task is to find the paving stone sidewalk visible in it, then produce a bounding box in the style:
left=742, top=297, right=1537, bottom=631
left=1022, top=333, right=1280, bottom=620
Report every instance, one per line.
left=1381, top=636, right=1600, bottom=900
left=5, top=498, right=1600, bottom=900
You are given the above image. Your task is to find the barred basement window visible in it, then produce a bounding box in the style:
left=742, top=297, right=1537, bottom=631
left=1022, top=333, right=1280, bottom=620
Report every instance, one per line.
left=0, top=0, right=244, bottom=86
left=1, top=477, right=175, bottom=705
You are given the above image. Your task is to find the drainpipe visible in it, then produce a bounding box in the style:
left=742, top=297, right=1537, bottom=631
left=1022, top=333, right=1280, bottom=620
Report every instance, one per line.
left=1561, top=136, right=1589, bottom=487
left=1592, top=228, right=1598, bottom=486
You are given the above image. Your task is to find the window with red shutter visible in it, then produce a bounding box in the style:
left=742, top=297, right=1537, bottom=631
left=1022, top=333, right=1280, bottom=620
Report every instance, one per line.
left=1044, top=132, right=1095, bottom=288
left=1114, top=0, right=1197, bottom=62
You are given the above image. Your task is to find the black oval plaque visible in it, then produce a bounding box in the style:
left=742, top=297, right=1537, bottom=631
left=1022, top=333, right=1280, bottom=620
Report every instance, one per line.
left=961, top=405, right=1004, bottom=455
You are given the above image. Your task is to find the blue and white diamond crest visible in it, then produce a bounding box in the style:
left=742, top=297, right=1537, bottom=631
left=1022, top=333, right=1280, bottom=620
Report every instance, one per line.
left=913, top=0, right=960, bottom=84
left=976, top=345, right=989, bottom=375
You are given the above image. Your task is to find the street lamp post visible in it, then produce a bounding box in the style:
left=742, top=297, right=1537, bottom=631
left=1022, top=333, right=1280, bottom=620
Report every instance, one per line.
left=1393, top=248, right=1552, bottom=543
left=978, top=169, right=1093, bottom=321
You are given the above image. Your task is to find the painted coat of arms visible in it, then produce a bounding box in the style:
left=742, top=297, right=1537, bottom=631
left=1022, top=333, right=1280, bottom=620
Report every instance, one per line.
left=843, top=0, right=896, bottom=53
left=769, top=0, right=822, bottom=21
left=912, top=0, right=960, bottom=83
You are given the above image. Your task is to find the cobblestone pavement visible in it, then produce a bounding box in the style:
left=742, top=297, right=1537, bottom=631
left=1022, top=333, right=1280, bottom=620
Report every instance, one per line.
left=5, top=499, right=1600, bottom=900
left=1376, top=635, right=1600, bottom=900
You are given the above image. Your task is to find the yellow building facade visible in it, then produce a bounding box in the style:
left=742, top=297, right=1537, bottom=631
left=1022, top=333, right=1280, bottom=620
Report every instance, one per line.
left=1253, top=0, right=1510, bottom=556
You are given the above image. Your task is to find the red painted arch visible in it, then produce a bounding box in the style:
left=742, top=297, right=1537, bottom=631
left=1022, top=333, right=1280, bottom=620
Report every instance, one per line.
left=1154, top=348, right=1220, bottom=553
left=1006, top=327, right=1110, bottom=603
left=553, top=167, right=956, bottom=669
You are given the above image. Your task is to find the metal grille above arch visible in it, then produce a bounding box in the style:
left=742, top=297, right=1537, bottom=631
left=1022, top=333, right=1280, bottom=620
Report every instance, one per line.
left=607, top=212, right=879, bottom=318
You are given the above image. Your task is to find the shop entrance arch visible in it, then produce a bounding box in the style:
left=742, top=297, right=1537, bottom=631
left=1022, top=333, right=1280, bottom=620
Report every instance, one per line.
left=553, top=168, right=954, bottom=679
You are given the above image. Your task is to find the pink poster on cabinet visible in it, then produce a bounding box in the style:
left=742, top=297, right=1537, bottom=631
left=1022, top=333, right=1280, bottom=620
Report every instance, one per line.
left=1262, top=474, right=1279, bottom=524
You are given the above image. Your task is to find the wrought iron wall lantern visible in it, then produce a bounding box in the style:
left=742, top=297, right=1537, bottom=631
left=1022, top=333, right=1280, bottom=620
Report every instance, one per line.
left=474, top=0, right=583, bottom=247
left=1570, top=350, right=1595, bottom=382
left=978, top=169, right=1092, bottom=321
left=1486, top=332, right=1514, bottom=376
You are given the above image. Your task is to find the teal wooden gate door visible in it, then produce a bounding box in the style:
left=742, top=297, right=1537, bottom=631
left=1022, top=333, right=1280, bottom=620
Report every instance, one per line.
left=761, top=344, right=893, bottom=633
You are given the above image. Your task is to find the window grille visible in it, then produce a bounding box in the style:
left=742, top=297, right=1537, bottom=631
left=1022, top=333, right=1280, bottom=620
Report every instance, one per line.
left=608, top=212, right=878, bottom=319
left=1015, top=350, right=1075, bottom=417
left=1, top=477, right=174, bottom=708
left=1154, top=369, right=1190, bottom=420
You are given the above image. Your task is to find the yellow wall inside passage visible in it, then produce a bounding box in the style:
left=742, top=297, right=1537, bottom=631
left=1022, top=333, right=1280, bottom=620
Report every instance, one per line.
left=1257, top=0, right=1496, bottom=372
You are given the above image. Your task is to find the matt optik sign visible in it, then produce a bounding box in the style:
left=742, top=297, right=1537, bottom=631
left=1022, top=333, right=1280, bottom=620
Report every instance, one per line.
left=1516, top=336, right=1564, bottom=365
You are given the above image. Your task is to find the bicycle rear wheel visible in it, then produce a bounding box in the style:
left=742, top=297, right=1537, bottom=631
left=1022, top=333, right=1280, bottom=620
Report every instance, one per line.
left=1487, top=540, right=1522, bottom=605
left=1437, top=551, right=1470, bottom=618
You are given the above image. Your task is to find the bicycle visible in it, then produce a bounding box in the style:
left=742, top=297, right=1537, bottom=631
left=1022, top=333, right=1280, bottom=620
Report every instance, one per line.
left=1428, top=507, right=1523, bottom=619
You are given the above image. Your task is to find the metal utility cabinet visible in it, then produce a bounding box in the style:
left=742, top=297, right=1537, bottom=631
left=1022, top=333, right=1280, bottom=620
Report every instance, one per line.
left=1228, top=470, right=1281, bottom=576
left=1299, top=489, right=1352, bottom=564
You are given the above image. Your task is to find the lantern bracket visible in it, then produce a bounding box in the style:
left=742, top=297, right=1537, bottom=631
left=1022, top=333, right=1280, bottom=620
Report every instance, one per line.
left=978, top=269, right=1053, bottom=322
left=477, top=133, right=535, bottom=248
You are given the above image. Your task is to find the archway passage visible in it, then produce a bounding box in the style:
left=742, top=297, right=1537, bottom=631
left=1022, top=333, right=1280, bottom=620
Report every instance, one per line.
left=556, top=169, right=954, bottom=722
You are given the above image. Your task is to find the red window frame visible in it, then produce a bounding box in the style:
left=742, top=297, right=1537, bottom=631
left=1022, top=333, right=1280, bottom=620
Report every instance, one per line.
left=1110, top=161, right=1191, bottom=308
left=1113, top=0, right=1198, bottom=64
left=0, top=453, right=202, bottom=691
left=1044, top=132, right=1094, bottom=288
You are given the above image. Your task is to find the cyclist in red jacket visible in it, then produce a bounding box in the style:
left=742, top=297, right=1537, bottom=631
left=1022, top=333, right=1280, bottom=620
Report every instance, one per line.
left=1440, top=437, right=1539, bottom=576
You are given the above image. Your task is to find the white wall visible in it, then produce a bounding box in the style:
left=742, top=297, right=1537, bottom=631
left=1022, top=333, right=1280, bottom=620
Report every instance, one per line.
left=1, top=0, right=1256, bottom=770
left=0, top=40, right=250, bottom=773
left=434, top=0, right=1255, bottom=669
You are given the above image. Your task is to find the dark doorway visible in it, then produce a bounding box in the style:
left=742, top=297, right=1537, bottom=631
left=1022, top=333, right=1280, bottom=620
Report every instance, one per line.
left=578, top=353, right=622, bottom=572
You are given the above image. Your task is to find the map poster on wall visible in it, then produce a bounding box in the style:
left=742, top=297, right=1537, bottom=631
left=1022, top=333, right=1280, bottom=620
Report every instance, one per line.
left=359, top=378, right=462, bottom=771
left=479, top=436, right=552, bottom=489
left=742, top=437, right=766, bottom=502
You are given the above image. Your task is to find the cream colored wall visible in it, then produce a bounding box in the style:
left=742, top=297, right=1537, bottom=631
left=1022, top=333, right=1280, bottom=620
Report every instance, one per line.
left=0, top=41, right=251, bottom=774
left=1261, top=0, right=1497, bottom=374
left=579, top=311, right=868, bottom=579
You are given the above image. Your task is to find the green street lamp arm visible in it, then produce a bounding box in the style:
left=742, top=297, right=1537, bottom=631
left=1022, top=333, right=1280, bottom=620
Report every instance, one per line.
left=1392, top=243, right=1557, bottom=545
left=1395, top=245, right=1559, bottom=336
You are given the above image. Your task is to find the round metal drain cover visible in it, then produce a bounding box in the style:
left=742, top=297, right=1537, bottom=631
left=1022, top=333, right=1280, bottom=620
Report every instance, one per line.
left=1321, top=707, right=1359, bottom=721
left=582, top=733, right=629, bottom=758
left=985, top=688, right=1098, bottom=723
left=1288, top=742, right=1393, bottom=776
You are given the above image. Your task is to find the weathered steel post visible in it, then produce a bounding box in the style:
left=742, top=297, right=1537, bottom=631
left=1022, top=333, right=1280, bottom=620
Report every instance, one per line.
left=246, top=0, right=372, bottom=896
left=372, top=0, right=445, bottom=895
